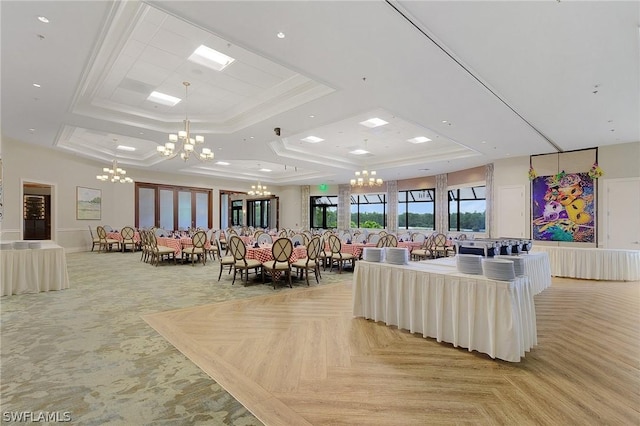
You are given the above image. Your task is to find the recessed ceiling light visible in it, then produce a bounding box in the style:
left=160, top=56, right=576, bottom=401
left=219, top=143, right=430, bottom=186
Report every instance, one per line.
left=33, top=83, right=41, bottom=88
left=216, top=161, right=230, bottom=166
left=309, top=115, right=315, bottom=118
left=188, top=45, right=235, bottom=71
left=259, top=168, right=272, bottom=172
left=117, top=145, right=136, bottom=152
left=37, top=16, right=49, bottom=23
left=28, top=128, right=35, bottom=133
left=250, top=136, right=254, bottom=139
left=359, top=118, right=388, bottom=128
left=442, top=120, right=448, bottom=123
left=301, top=136, right=324, bottom=143
left=481, top=140, right=487, bottom=144
left=407, top=136, right=431, bottom=144
left=147, top=91, right=181, bottom=106
left=277, top=32, right=285, bottom=39
left=349, top=149, right=369, bottom=155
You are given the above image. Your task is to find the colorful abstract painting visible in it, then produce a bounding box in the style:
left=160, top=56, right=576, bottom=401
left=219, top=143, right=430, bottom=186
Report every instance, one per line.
left=532, top=172, right=595, bottom=242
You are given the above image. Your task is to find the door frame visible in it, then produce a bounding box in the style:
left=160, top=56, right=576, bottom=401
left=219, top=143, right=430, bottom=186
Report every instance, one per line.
left=601, top=177, right=640, bottom=249
left=21, top=179, right=56, bottom=241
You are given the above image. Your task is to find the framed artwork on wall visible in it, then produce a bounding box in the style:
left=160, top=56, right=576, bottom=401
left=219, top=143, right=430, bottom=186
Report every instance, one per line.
left=76, top=186, right=101, bottom=220
left=531, top=172, right=595, bottom=242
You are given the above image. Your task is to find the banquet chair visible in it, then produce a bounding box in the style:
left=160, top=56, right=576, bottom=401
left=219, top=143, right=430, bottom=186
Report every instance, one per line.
left=257, top=232, right=273, bottom=245
left=88, top=226, right=100, bottom=252
left=411, top=235, right=435, bottom=261
left=205, top=229, right=218, bottom=260
left=96, top=226, right=120, bottom=253
left=229, top=236, right=262, bottom=285
left=354, top=233, right=367, bottom=244
left=139, top=230, right=151, bottom=263
left=254, top=229, right=265, bottom=239
left=328, top=234, right=355, bottom=273
left=376, top=235, right=388, bottom=248
left=149, top=232, right=176, bottom=266
left=433, top=233, right=449, bottom=258
left=120, top=226, right=137, bottom=252
left=262, top=237, right=294, bottom=289
left=278, top=229, right=288, bottom=238
left=216, top=239, right=235, bottom=281
left=182, top=230, right=207, bottom=266
left=292, top=236, right=322, bottom=286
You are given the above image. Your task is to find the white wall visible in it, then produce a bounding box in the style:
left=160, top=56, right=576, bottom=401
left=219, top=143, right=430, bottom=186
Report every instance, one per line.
left=4, top=136, right=637, bottom=251
left=2, top=138, right=260, bottom=251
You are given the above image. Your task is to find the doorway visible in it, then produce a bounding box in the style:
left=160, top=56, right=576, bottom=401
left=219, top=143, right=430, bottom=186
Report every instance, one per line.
left=22, top=182, right=53, bottom=240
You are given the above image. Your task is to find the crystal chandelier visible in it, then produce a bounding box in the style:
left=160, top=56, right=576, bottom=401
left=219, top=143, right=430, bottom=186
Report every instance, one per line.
left=248, top=182, right=270, bottom=196
left=350, top=169, right=383, bottom=187
left=157, top=81, right=214, bottom=162
left=96, top=159, right=133, bottom=183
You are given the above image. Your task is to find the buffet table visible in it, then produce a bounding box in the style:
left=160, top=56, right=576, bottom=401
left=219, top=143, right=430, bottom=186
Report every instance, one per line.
left=1, top=242, right=70, bottom=296
left=353, top=261, right=537, bottom=362
left=532, top=246, right=640, bottom=281
left=424, top=252, right=552, bottom=295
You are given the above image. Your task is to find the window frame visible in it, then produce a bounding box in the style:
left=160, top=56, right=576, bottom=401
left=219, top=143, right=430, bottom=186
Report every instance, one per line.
left=398, top=188, right=436, bottom=231
left=448, top=184, right=486, bottom=232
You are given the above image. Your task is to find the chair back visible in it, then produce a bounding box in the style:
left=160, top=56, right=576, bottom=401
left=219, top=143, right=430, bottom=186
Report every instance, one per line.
left=254, top=229, right=265, bottom=239
left=433, top=233, right=447, bottom=248
left=376, top=235, right=387, bottom=248
left=386, top=234, right=398, bottom=247
left=457, top=233, right=468, bottom=241
left=229, top=236, right=247, bottom=262
left=271, top=237, right=293, bottom=263
left=278, top=229, right=288, bottom=238
left=96, top=226, right=107, bottom=240
left=328, top=234, right=342, bottom=254
left=379, top=230, right=388, bottom=237
left=411, top=232, right=426, bottom=243
left=306, top=236, right=321, bottom=261
left=121, top=226, right=135, bottom=241
left=191, top=230, right=207, bottom=248
left=291, top=233, right=305, bottom=247
left=257, top=233, right=273, bottom=245
left=88, top=226, right=96, bottom=238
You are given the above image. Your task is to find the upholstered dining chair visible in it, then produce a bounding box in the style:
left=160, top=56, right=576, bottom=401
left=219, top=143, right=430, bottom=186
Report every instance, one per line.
left=411, top=234, right=435, bottom=261
left=204, top=229, right=218, bottom=260
left=262, top=237, right=294, bottom=289
left=148, top=232, right=176, bottom=266
left=120, top=226, right=137, bottom=252
left=433, top=233, right=449, bottom=258
left=328, top=234, right=355, bottom=273
left=182, top=230, right=207, bottom=266
left=292, top=235, right=322, bottom=286
left=229, top=235, right=262, bottom=285
left=216, top=238, right=235, bottom=281
left=88, top=226, right=100, bottom=252
left=96, top=225, right=120, bottom=253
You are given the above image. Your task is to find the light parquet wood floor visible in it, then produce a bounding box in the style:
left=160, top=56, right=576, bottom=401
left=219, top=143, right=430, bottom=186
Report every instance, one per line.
left=143, top=277, right=640, bottom=426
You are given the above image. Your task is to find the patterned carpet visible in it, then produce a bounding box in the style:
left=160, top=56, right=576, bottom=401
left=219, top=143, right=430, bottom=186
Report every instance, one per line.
left=0, top=250, right=351, bottom=425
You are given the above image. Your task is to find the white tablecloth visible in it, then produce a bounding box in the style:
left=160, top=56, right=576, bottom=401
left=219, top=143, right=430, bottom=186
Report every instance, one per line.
left=1, top=242, right=70, bottom=296
left=353, top=261, right=537, bottom=362
left=532, top=246, right=640, bottom=281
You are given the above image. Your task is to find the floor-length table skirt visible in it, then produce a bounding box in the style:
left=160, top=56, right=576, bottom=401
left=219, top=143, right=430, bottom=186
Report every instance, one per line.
left=1, top=242, right=70, bottom=296
left=353, top=261, right=537, bottom=362
left=532, top=246, right=640, bottom=281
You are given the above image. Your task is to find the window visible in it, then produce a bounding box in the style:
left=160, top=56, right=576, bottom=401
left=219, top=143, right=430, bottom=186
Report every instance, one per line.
left=231, top=200, right=243, bottom=226
left=448, top=185, right=486, bottom=232
left=247, top=199, right=272, bottom=228
left=310, top=196, right=338, bottom=229
left=135, top=183, right=212, bottom=230
left=398, top=189, right=435, bottom=230
left=351, top=193, right=386, bottom=229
